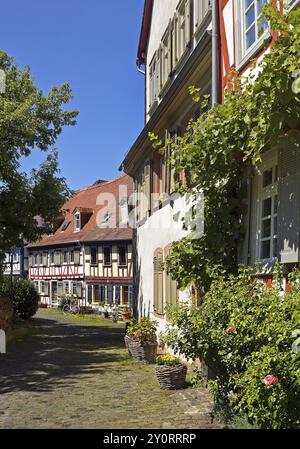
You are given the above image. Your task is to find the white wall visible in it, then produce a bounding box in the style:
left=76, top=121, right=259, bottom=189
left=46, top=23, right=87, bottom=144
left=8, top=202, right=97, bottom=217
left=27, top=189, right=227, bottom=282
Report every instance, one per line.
left=136, top=194, right=193, bottom=335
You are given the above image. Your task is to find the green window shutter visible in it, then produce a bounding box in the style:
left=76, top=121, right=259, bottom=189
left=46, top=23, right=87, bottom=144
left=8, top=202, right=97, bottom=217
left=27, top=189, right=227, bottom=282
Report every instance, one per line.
left=172, top=13, right=178, bottom=68
left=185, top=0, right=191, bottom=47
left=278, top=146, right=300, bottom=263
left=42, top=253, right=48, bottom=267
left=76, top=283, right=83, bottom=298
left=54, top=252, right=61, bottom=266
left=74, top=250, right=80, bottom=265
left=153, top=252, right=164, bottom=314
left=57, top=282, right=63, bottom=297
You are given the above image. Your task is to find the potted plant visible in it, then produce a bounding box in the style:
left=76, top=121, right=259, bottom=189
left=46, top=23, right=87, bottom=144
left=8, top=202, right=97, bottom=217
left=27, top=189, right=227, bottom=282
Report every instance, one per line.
left=155, top=354, right=187, bottom=390
left=121, top=306, right=132, bottom=321
left=125, top=317, right=158, bottom=363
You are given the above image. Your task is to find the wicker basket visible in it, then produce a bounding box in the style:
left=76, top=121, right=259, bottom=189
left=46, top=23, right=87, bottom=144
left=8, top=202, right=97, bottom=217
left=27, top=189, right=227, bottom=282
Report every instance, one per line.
left=127, top=338, right=157, bottom=363
left=155, top=364, right=187, bottom=390
left=124, top=334, right=132, bottom=355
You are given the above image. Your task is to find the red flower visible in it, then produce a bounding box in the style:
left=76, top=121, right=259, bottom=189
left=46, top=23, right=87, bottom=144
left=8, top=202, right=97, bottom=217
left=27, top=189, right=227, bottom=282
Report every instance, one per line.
left=227, top=327, right=237, bottom=333
left=264, top=375, right=279, bottom=386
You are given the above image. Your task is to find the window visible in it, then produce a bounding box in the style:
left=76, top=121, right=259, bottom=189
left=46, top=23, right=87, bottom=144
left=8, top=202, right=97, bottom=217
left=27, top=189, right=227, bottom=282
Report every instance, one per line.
left=160, top=28, right=171, bottom=89
left=63, top=281, right=70, bottom=294
left=122, top=286, right=129, bottom=305
left=63, top=251, right=68, bottom=264
left=51, top=252, right=54, bottom=265
left=259, top=163, right=278, bottom=260
left=34, top=253, right=39, bottom=266
left=195, top=0, right=210, bottom=30
left=70, top=250, right=74, bottom=264
left=40, top=281, right=45, bottom=295
left=118, top=245, right=127, bottom=266
left=99, top=285, right=107, bottom=302
left=243, top=0, right=268, bottom=52
left=91, top=247, right=98, bottom=265
left=74, top=211, right=81, bottom=232
left=149, top=53, right=158, bottom=107
left=177, top=0, right=191, bottom=61
left=115, top=285, right=121, bottom=305
left=42, top=252, right=48, bottom=267
left=74, top=249, right=80, bottom=265
left=103, top=246, right=111, bottom=266
left=54, top=251, right=62, bottom=266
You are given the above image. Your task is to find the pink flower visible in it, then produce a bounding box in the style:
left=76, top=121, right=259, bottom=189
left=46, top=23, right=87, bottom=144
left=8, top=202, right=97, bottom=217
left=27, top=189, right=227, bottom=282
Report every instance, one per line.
left=264, top=375, right=279, bottom=386
left=227, top=327, right=237, bottom=334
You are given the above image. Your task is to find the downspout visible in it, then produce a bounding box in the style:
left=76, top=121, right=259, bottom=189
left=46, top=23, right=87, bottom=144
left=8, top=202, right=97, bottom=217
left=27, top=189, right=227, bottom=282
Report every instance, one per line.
left=136, top=58, right=147, bottom=124
left=211, top=0, right=220, bottom=106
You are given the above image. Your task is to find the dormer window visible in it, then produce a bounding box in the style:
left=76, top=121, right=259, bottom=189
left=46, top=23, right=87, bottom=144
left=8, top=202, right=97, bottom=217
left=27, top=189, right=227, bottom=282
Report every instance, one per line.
left=74, top=210, right=81, bottom=232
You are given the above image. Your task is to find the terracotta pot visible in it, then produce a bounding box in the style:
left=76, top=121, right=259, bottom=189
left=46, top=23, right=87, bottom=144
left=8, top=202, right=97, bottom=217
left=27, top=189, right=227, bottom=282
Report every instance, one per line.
left=121, top=312, right=132, bottom=321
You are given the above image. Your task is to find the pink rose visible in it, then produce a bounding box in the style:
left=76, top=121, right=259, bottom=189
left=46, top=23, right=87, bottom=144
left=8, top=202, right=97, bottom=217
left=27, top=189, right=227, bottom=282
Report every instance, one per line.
left=264, top=375, right=279, bottom=386
left=227, top=327, right=237, bottom=333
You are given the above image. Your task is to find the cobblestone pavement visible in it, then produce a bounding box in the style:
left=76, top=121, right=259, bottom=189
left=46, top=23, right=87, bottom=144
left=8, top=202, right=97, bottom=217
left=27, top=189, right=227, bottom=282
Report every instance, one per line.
left=0, top=310, right=222, bottom=429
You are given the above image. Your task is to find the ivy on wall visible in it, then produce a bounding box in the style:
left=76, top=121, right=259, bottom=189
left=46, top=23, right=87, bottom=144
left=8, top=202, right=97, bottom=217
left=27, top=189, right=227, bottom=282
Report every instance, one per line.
left=152, top=3, right=300, bottom=295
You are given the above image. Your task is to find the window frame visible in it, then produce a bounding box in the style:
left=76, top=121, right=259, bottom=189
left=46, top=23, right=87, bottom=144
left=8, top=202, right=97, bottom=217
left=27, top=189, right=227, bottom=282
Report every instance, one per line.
left=90, top=246, right=98, bottom=266
left=255, top=153, right=279, bottom=263
left=235, top=0, right=270, bottom=70
left=74, top=211, right=81, bottom=232
left=103, top=246, right=112, bottom=267
left=118, top=245, right=127, bottom=267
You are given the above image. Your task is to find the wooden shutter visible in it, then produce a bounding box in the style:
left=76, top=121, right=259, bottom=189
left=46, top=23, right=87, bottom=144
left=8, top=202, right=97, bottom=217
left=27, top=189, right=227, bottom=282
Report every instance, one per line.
left=165, top=130, right=171, bottom=194
left=54, top=252, right=61, bottom=266
left=153, top=251, right=164, bottom=314
left=44, top=282, right=49, bottom=296
left=165, top=249, right=178, bottom=306
left=42, top=253, right=48, bottom=267
left=278, top=145, right=300, bottom=263
left=74, top=250, right=80, bottom=265
left=185, top=0, right=191, bottom=47
left=87, top=285, right=93, bottom=304
left=107, top=285, right=113, bottom=305
left=172, top=13, right=178, bottom=68
left=57, top=282, right=63, bottom=297
left=76, top=283, right=83, bottom=298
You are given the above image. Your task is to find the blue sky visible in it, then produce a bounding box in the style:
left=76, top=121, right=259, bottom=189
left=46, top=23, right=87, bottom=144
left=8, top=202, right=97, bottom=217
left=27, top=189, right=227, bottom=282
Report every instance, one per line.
left=0, top=0, right=144, bottom=190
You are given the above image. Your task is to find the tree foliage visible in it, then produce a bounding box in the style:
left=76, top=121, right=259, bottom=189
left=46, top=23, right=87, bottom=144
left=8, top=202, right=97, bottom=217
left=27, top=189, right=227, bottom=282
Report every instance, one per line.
left=159, top=3, right=300, bottom=293
left=0, top=50, right=78, bottom=262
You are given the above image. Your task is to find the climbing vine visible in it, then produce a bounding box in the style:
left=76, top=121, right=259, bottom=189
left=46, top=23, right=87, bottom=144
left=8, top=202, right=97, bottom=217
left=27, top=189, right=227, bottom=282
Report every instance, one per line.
left=154, top=2, right=300, bottom=294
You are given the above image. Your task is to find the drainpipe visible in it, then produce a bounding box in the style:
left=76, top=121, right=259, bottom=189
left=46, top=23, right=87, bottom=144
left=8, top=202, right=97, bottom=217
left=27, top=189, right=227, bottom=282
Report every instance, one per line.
left=136, top=58, right=147, bottom=125
left=211, top=0, right=220, bottom=106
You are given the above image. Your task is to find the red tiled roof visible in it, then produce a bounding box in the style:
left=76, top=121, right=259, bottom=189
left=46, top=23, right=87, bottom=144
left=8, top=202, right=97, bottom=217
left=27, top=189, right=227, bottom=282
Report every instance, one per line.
left=28, top=175, right=133, bottom=248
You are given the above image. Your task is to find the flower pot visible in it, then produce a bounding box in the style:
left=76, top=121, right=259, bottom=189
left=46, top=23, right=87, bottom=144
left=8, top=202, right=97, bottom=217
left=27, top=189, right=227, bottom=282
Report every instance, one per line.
left=124, top=334, right=132, bottom=355
left=155, top=363, right=187, bottom=390
left=127, top=337, right=157, bottom=363
left=121, top=312, right=132, bottom=321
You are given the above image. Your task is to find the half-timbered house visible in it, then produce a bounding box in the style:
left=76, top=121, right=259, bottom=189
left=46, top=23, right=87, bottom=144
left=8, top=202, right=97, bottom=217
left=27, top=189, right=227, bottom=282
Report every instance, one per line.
left=28, top=175, right=133, bottom=309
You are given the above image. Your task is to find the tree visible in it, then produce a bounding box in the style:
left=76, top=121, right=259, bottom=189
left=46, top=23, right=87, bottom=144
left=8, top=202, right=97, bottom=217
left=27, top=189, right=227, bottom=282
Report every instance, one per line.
left=0, top=50, right=79, bottom=267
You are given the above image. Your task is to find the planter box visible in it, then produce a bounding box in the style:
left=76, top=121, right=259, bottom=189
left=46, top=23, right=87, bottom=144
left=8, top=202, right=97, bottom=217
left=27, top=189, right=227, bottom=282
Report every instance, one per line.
left=155, top=364, right=187, bottom=390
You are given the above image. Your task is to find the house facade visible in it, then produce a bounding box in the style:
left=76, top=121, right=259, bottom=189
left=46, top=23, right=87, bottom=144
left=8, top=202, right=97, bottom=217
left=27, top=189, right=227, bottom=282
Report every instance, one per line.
left=120, top=0, right=214, bottom=329
left=121, top=0, right=300, bottom=327
left=28, top=175, right=133, bottom=309
left=219, top=0, right=300, bottom=284
left=3, top=247, right=29, bottom=279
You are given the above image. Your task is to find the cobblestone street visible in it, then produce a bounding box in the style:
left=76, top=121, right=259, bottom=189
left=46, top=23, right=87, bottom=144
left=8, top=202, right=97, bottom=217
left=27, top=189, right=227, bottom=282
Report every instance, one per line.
left=0, top=310, right=222, bottom=429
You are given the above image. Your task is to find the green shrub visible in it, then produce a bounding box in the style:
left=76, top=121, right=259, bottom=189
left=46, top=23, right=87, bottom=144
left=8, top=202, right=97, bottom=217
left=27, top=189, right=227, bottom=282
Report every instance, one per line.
left=126, top=317, right=157, bottom=344
left=0, top=278, right=39, bottom=320
left=164, top=266, right=300, bottom=428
